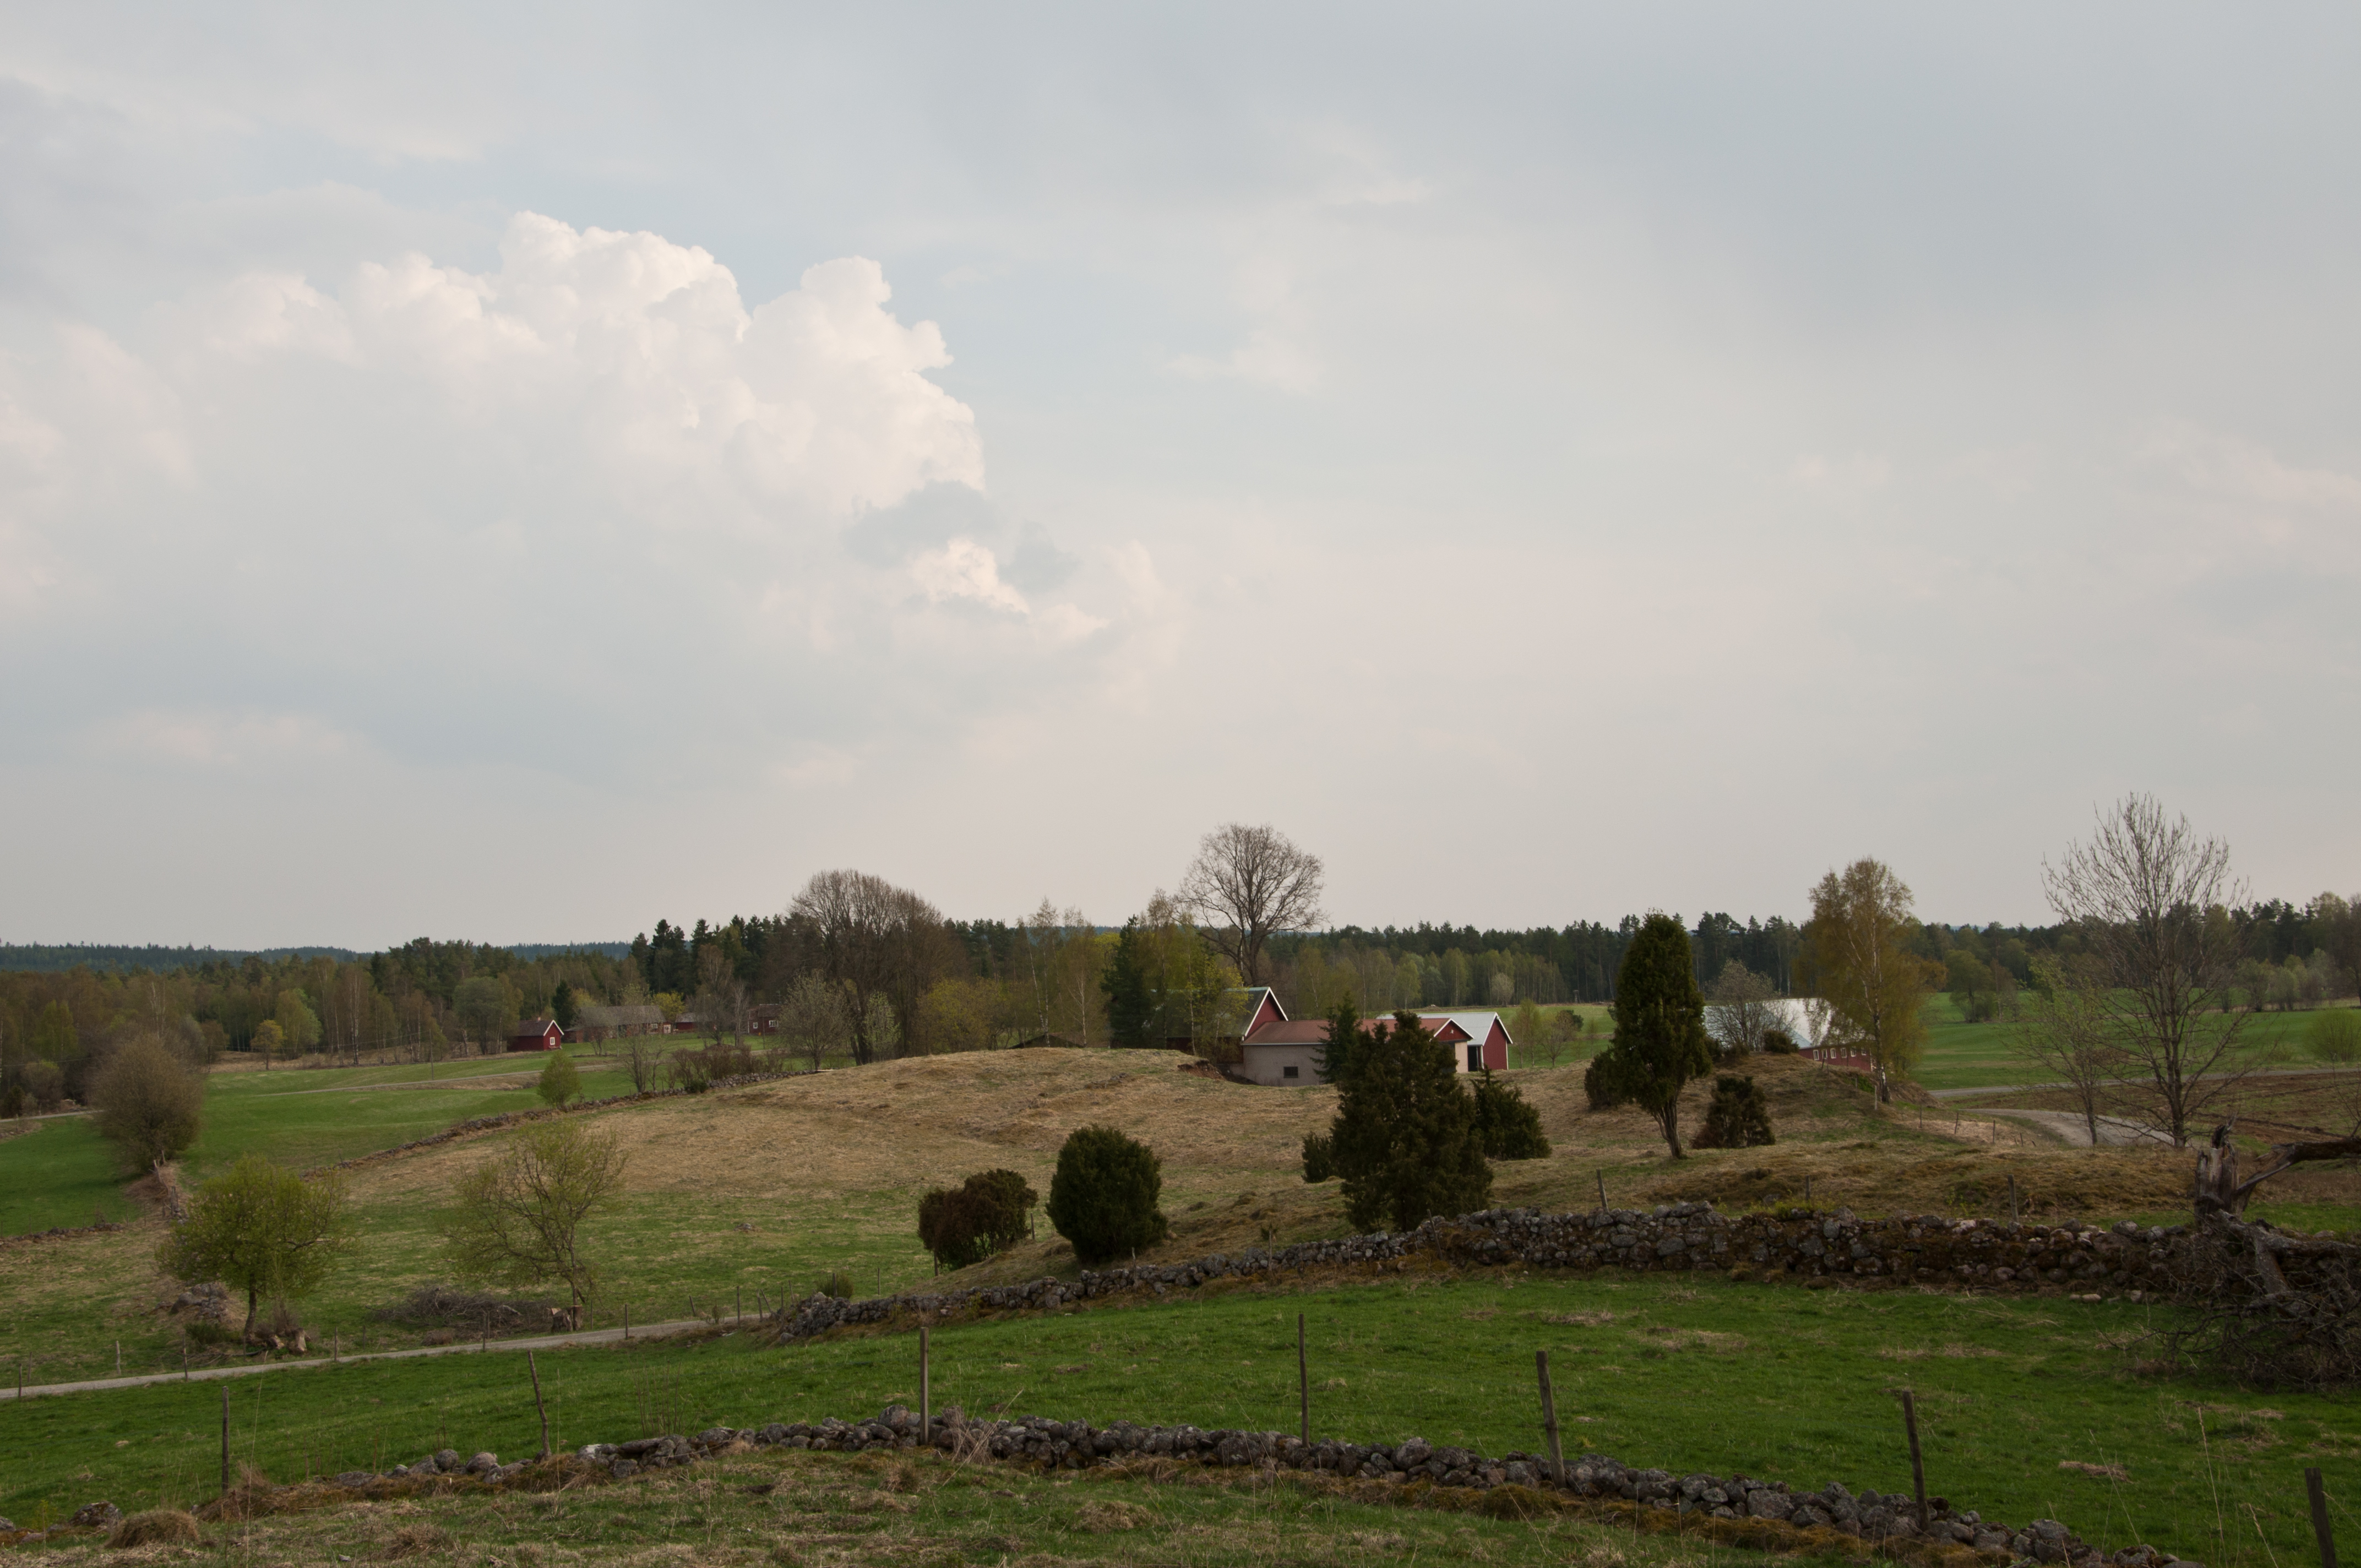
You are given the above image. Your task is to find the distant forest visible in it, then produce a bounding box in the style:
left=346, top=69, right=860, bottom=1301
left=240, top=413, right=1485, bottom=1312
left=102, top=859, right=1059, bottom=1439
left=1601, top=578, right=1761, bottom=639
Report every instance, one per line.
left=2, top=891, right=2347, bottom=1114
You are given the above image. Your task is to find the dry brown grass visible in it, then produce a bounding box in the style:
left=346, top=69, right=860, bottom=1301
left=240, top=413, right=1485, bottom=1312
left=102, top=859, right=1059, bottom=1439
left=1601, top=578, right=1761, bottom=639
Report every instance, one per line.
left=107, top=1508, right=202, bottom=1548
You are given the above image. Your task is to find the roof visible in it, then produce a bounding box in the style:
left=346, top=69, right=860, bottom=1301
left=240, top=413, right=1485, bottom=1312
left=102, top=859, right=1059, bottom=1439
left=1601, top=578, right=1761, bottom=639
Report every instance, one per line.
left=512, top=1017, right=561, bottom=1036
left=1423, top=1010, right=1510, bottom=1046
left=1243, top=1012, right=1472, bottom=1048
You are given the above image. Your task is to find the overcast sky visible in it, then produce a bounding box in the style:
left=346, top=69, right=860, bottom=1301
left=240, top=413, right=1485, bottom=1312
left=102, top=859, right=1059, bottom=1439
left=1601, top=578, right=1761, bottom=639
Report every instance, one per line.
left=3, top=4, right=2357, bottom=948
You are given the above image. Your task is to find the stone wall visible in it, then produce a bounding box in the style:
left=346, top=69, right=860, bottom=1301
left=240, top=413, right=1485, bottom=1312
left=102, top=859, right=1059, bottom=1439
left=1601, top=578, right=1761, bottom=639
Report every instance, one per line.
left=21, top=1406, right=2194, bottom=1568
left=779, top=1201, right=2188, bottom=1338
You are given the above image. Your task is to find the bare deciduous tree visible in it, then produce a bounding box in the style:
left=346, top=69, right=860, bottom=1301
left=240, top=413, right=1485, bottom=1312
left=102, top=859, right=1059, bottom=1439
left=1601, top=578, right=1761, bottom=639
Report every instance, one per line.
left=2011, top=955, right=2130, bottom=1146
left=779, top=971, right=850, bottom=1071
left=1705, top=960, right=1783, bottom=1057
left=789, top=869, right=960, bottom=1064
left=1177, top=823, right=1324, bottom=987
left=2043, top=793, right=2251, bottom=1147
left=440, top=1120, right=626, bottom=1317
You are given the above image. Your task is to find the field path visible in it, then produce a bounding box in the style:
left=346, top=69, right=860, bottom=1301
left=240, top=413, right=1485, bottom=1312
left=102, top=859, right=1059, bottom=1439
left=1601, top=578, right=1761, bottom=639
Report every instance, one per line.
left=1971, top=1107, right=2165, bottom=1147
left=0, top=1316, right=721, bottom=1403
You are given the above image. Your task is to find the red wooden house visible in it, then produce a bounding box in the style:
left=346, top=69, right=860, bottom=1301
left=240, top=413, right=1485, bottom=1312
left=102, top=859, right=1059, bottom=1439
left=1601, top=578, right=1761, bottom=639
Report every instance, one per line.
left=507, top=1017, right=565, bottom=1052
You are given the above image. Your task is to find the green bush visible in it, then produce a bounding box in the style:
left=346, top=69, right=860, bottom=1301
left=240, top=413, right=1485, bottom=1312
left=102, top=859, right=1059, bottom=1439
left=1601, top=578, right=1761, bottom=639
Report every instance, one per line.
left=1760, top=1027, right=1799, bottom=1054
left=1046, top=1125, right=1171, bottom=1266
left=814, top=1269, right=856, bottom=1300
left=917, top=1168, right=1038, bottom=1271
left=1300, top=1132, right=1335, bottom=1183
left=1582, top=1054, right=1627, bottom=1109
left=1693, top=1075, right=1775, bottom=1149
left=535, top=1051, right=581, bottom=1107
left=2305, top=1009, right=2361, bottom=1063
left=667, top=1051, right=711, bottom=1094
left=1470, top=1070, right=1551, bottom=1159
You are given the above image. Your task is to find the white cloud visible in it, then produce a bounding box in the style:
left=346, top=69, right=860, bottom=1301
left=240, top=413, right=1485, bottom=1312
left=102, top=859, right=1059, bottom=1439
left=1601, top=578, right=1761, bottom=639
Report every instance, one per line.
left=184, top=214, right=985, bottom=520
left=912, top=536, right=1030, bottom=613
left=910, top=536, right=1109, bottom=643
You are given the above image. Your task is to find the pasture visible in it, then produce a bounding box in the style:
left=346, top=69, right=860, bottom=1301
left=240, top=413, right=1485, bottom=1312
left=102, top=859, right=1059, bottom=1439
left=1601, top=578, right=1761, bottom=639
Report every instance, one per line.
left=4, top=1271, right=2354, bottom=1568
left=9, top=1046, right=2345, bottom=1395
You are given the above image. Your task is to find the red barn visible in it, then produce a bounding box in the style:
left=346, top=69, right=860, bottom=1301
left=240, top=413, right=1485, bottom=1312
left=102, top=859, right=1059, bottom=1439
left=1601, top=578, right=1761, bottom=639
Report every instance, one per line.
left=507, top=1018, right=564, bottom=1052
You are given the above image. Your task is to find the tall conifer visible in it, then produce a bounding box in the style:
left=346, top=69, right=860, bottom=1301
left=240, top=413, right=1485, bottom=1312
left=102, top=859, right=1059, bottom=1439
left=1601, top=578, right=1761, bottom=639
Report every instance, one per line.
left=1327, top=1010, right=1490, bottom=1231
left=1597, top=912, right=1715, bottom=1158
left=1101, top=918, right=1156, bottom=1048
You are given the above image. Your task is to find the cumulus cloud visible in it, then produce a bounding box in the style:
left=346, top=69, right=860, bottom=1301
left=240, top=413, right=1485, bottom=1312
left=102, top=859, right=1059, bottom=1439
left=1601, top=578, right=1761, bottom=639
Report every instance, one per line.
left=176, top=213, right=988, bottom=520
left=913, top=536, right=1030, bottom=613
left=910, top=536, right=1108, bottom=643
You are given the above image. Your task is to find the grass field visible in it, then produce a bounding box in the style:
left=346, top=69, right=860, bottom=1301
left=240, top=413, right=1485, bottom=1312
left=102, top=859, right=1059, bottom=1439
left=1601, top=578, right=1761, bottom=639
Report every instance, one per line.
left=10, top=1048, right=2354, bottom=1394
left=1902, top=999, right=2335, bottom=1093
left=0, top=1435, right=1726, bottom=1568
left=6, top=1273, right=2355, bottom=1567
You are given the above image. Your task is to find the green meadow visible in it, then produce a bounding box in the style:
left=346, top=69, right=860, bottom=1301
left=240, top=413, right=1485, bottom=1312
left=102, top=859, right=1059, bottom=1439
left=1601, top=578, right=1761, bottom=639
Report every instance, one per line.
left=5, top=1273, right=2352, bottom=1568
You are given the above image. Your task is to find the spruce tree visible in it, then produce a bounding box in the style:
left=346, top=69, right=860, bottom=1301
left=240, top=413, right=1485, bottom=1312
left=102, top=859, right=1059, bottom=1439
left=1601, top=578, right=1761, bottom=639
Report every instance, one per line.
left=1101, top=918, right=1156, bottom=1049
left=1328, top=1011, right=1491, bottom=1232
left=1595, top=912, right=1715, bottom=1158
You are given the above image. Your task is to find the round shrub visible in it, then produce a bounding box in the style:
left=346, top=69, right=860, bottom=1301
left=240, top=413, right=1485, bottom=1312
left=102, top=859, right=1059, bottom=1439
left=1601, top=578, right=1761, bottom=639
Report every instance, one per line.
left=1300, top=1131, right=1335, bottom=1183
left=1046, top=1125, right=1171, bottom=1266
left=2305, top=1009, right=2361, bottom=1063
left=917, top=1168, right=1038, bottom=1271
left=1693, top=1074, right=1775, bottom=1149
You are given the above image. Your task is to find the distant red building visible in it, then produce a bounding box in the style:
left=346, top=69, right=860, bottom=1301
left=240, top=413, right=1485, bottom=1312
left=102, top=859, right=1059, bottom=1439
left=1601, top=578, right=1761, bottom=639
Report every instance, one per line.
left=507, top=1018, right=564, bottom=1052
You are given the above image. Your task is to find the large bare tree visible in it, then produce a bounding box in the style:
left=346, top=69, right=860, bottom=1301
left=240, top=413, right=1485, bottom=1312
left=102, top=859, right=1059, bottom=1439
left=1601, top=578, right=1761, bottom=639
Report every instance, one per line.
left=788, top=869, right=960, bottom=1064
left=1177, top=823, right=1324, bottom=987
left=2043, top=793, right=2251, bottom=1147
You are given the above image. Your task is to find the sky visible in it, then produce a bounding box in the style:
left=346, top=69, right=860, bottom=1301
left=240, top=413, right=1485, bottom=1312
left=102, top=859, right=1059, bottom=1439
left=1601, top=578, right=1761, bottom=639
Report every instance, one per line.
left=3, top=4, right=2358, bottom=949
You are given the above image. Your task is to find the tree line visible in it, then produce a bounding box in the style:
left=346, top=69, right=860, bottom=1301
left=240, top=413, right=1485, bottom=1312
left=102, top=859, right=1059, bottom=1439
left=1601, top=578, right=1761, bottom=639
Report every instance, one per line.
left=7, top=812, right=2355, bottom=1121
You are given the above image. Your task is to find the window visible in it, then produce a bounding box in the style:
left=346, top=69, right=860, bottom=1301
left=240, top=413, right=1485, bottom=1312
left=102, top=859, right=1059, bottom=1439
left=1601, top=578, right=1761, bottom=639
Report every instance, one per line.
left=1282, top=1064, right=1299, bottom=1079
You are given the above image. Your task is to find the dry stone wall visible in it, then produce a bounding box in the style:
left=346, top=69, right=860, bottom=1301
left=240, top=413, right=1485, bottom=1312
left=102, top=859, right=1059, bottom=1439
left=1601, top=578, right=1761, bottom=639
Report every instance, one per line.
left=10, top=1406, right=2201, bottom=1567
left=779, top=1201, right=2188, bottom=1338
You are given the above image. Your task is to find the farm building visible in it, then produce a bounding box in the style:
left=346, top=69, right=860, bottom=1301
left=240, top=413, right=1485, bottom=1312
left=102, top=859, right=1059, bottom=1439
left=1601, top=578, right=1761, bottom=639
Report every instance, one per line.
left=1235, top=1000, right=1510, bottom=1086
left=507, top=1017, right=564, bottom=1052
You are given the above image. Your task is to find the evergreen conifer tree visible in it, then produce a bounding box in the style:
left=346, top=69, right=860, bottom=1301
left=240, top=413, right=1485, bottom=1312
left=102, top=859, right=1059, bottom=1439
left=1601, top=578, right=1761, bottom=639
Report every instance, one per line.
left=1314, top=998, right=1362, bottom=1085
left=1593, top=912, right=1715, bottom=1158
left=1101, top=918, right=1156, bottom=1049
left=1327, top=1011, right=1491, bottom=1231
left=1693, top=1075, right=1775, bottom=1148
left=1470, top=1069, right=1551, bottom=1158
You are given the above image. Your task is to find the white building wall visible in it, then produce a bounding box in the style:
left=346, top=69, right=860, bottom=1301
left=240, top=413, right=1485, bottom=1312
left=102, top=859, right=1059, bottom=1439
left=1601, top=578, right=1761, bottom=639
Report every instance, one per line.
left=1239, top=1044, right=1327, bottom=1086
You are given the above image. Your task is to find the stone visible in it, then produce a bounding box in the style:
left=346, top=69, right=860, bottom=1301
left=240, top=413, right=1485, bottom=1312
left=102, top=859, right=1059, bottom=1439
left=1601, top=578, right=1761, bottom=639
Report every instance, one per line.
left=465, top=1452, right=498, bottom=1476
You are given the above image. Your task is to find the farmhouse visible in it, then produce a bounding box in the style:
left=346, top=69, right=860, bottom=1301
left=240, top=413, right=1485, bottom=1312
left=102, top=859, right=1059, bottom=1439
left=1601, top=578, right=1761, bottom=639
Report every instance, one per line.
left=1236, top=998, right=1511, bottom=1086
left=507, top=1017, right=564, bottom=1052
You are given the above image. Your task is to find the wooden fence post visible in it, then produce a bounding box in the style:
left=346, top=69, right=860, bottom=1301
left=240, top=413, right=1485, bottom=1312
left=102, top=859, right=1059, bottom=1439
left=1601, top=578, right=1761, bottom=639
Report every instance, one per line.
left=623, top=1304, right=630, bottom=1341
left=2308, top=1468, right=2337, bottom=1568
left=1900, top=1390, right=1928, bottom=1525
left=1297, top=1314, right=1309, bottom=1445
left=1535, top=1350, right=1564, bottom=1486
left=919, top=1326, right=931, bottom=1450
left=2008, top=1175, right=2019, bottom=1226
left=736, top=1286, right=743, bottom=1325
left=220, top=1384, right=231, bottom=1496
left=1596, top=1170, right=1607, bottom=1213
left=528, top=1351, right=551, bottom=1459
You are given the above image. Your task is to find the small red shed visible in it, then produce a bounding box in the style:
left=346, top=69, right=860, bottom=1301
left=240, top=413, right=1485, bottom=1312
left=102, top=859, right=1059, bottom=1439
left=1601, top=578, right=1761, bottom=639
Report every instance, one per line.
left=507, top=1018, right=564, bottom=1052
